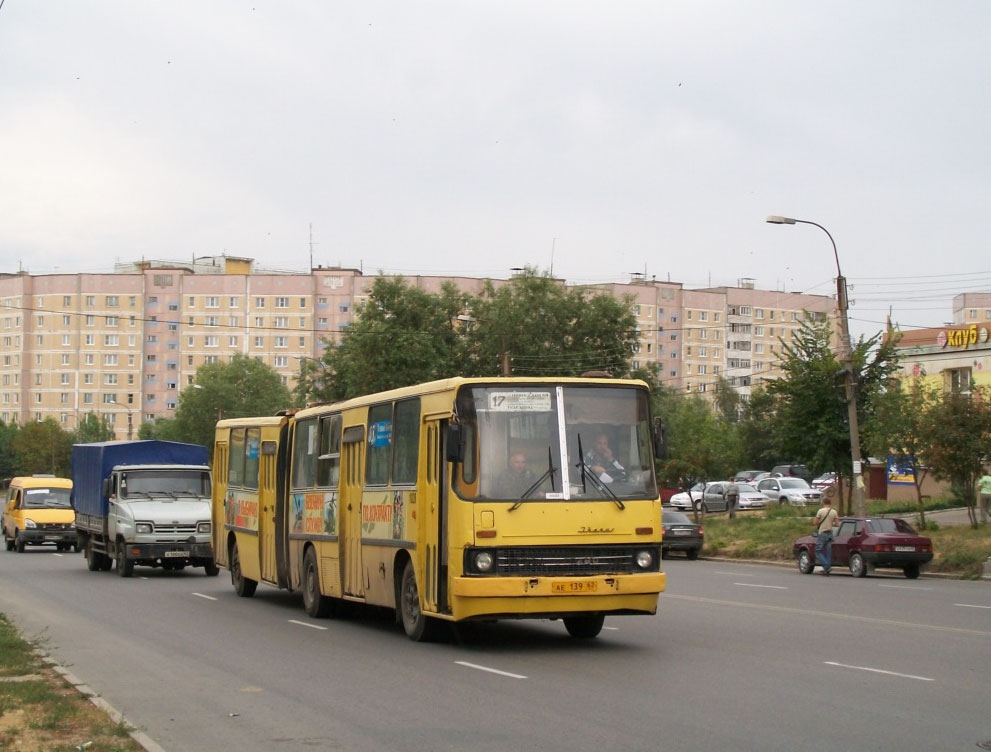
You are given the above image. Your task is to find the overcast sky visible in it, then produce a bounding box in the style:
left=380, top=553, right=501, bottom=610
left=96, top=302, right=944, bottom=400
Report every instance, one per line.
left=2, top=1, right=989, bottom=341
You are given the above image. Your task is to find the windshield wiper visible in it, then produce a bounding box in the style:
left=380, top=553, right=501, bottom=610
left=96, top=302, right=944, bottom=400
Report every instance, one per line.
left=576, top=433, right=625, bottom=509
left=509, top=446, right=558, bottom=511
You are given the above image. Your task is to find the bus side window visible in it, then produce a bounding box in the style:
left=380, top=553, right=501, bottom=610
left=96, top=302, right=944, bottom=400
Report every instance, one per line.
left=392, top=399, right=420, bottom=485
left=292, top=418, right=318, bottom=490
left=317, top=414, right=342, bottom=488
left=244, top=427, right=261, bottom=491
left=366, top=403, right=392, bottom=486
left=229, top=429, right=246, bottom=488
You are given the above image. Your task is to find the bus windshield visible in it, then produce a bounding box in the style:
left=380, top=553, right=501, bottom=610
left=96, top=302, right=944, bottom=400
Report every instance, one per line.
left=454, top=384, right=657, bottom=502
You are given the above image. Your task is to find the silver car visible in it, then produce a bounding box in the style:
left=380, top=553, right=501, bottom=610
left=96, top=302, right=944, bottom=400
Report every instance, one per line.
left=756, top=477, right=823, bottom=506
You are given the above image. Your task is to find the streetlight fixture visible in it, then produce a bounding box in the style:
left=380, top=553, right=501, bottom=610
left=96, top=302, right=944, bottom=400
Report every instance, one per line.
left=766, top=215, right=866, bottom=517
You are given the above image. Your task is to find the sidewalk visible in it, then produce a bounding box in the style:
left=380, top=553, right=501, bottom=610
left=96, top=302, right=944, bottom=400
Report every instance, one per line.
left=891, top=506, right=981, bottom=527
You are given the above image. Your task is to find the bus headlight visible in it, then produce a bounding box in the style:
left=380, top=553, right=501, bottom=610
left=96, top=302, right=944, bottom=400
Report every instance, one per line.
left=197, top=522, right=212, bottom=534
left=24, top=518, right=36, bottom=529
left=135, top=523, right=153, bottom=534
left=634, top=549, right=654, bottom=570
left=473, top=551, right=495, bottom=573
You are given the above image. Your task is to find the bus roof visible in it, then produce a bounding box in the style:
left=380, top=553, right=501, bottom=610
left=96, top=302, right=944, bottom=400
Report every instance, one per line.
left=291, top=375, right=651, bottom=421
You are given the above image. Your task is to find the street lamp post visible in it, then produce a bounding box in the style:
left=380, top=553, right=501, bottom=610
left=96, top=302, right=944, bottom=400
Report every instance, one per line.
left=766, top=215, right=866, bottom=517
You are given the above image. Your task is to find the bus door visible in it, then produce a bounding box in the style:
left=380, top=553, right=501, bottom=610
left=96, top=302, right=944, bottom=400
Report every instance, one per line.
left=257, top=429, right=279, bottom=586
left=422, top=418, right=449, bottom=614
left=273, top=422, right=291, bottom=589
left=340, top=425, right=365, bottom=598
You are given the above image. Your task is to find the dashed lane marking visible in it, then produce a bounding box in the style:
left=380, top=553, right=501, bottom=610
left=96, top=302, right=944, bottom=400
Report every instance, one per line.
left=455, top=661, right=527, bottom=679
left=288, top=619, right=328, bottom=630
left=824, top=661, right=934, bottom=682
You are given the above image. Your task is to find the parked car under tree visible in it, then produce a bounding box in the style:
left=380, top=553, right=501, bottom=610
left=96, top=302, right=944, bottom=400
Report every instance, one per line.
left=793, top=517, right=933, bottom=579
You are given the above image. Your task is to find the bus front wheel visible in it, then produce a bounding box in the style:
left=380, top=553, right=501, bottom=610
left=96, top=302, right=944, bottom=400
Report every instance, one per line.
left=400, top=560, right=440, bottom=642
left=563, top=614, right=605, bottom=639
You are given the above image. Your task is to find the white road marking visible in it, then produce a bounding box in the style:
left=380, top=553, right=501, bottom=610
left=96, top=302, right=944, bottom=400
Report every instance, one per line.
left=735, top=583, right=787, bottom=590
left=192, top=592, right=217, bottom=601
left=288, top=619, right=328, bottom=631
left=455, top=661, right=527, bottom=679
left=878, top=584, right=933, bottom=591
left=666, top=593, right=991, bottom=637
left=716, top=570, right=753, bottom=576
left=955, top=603, right=991, bottom=609
left=603, top=626, right=619, bottom=631
left=824, top=661, right=934, bottom=682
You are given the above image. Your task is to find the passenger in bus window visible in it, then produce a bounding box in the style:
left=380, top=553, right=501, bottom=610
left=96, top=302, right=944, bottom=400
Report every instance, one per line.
left=585, top=433, right=627, bottom=483
left=493, top=450, right=537, bottom=498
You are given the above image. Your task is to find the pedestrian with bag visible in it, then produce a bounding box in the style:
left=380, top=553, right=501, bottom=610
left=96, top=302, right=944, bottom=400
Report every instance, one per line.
left=726, top=480, right=739, bottom=519
left=812, top=494, right=839, bottom=576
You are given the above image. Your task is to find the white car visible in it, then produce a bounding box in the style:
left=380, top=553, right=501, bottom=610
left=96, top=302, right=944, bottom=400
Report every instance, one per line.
left=756, top=477, right=823, bottom=506
left=734, top=483, right=767, bottom=510
left=668, top=483, right=705, bottom=511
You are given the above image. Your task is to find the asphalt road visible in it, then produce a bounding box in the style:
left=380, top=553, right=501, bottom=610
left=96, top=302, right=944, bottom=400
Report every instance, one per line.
left=0, top=547, right=988, bottom=752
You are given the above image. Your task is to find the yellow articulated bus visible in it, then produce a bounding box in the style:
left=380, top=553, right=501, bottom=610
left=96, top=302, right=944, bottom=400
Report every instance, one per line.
left=212, top=376, right=666, bottom=641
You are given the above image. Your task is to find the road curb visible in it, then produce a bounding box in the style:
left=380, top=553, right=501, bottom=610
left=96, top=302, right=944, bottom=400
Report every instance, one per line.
left=700, top=556, right=991, bottom=581
left=39, top=651, right=166, bottom=752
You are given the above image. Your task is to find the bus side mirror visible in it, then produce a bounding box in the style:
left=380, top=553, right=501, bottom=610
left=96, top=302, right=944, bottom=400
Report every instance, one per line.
left=445, top=424, right=464, bottom=463
left=653, top=418, right=668, bottom=460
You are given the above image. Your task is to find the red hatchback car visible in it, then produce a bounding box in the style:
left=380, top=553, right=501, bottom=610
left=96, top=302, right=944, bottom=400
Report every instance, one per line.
left=793, top=516, right=933, bottom=579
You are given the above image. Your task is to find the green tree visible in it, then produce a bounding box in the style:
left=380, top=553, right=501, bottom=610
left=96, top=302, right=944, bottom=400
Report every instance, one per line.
left=466, top=268, right=638, bottom=377
left=920, top=387, right=991, bottom=528
left=656, top=390, right=741, bottom=519
left=71, top=412, right=116, bottom=444
left=863, top=376, right=940, bottom=527
left=159, top=354, right=292, bottom=453
left=736, top=386, right=779, bottom=470
left=11, top=420, right=72, bottom=477
left=318, top=276, right=470, bottom=401
left=765, top=317, right=899, bottom=514
left=713, top=376, right=743, bottom=423
left=0, top=421, right=20, bottom=482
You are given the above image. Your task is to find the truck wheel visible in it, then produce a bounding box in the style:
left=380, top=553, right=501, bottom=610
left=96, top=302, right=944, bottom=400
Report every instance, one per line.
left=204, top=560, right=220, bottom=577
left=86, top=542, right=101, bottom=571
left=116, top=544, right=134, bottom=578
left=399, top=559, right=440, bottom=642
left=230, top=541, right=257, bottom=597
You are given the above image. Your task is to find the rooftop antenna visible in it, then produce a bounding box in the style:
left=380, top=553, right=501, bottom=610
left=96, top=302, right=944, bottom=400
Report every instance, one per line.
left=309, top=223, right=316, bottom=270
left=550, top=237, right=556, bottom=276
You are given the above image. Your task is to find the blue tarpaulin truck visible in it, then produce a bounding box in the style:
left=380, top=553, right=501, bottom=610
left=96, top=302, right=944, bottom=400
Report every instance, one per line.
left=71, top=440, right=218, bottom=577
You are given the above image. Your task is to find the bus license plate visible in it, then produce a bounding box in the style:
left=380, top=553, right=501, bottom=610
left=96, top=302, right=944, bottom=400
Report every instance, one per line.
left=44, top=535, right=61, bottom=541
left=552, top=581, right=597, bottom=593
left=164, top=551, right=188, bottom=558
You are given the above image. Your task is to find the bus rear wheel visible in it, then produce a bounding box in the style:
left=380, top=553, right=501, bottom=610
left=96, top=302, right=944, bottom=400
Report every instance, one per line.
left=230, top=541, right=257, bottom=597
left=400, top=560, right=440, bottom=642
left=563, top=614, right=605, bottom=639
left=302, top=548, right=333, bottom=618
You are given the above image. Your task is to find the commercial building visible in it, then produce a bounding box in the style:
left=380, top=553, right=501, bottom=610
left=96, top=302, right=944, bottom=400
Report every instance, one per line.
left=0, top=258, right=838, bottom=437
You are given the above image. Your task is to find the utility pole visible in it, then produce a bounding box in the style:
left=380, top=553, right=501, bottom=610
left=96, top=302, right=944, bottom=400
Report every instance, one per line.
left=767, top=216, right=865, bottom=516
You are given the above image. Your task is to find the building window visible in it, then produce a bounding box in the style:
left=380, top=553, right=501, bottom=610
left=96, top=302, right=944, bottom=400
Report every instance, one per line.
left=206, top=297, right=219, bottom=308
left=188, top=297, right=196, bottom=307
left=274, top=336, right=288, bottom=348
left=275, top=297, right=289, bottom=308
left=106, top=296, right=119, bottom=307
left=255, top=297, right=265, bottom=308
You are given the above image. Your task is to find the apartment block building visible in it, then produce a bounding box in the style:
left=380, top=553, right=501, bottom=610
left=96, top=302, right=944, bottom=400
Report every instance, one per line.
left=0, top=257, right=837, bottom=438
